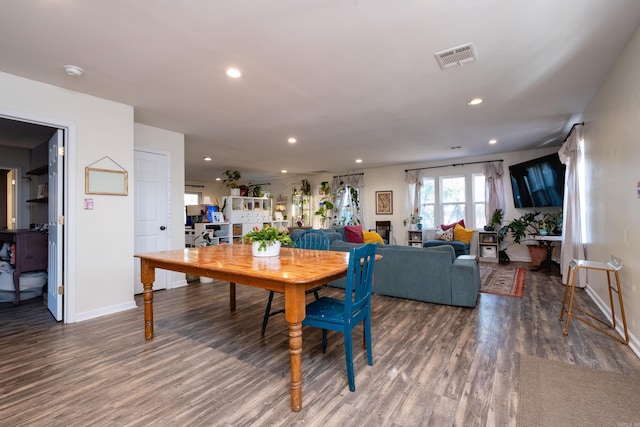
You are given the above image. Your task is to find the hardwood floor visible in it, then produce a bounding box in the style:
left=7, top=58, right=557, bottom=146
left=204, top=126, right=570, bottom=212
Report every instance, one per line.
left=1, top=264, right=638, bottom=426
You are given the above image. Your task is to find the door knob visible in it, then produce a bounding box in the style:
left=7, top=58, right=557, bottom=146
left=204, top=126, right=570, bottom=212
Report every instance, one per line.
left=160, top=226, right=166, bottom=230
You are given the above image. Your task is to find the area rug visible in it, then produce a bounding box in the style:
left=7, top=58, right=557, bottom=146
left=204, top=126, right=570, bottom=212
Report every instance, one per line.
left=518, top=353, right=640, bottom=427
left=479, top=263, right=525, bottom=297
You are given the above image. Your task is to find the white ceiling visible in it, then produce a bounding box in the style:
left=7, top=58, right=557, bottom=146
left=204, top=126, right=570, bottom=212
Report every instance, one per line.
left=1, top=1, right=640, bottom=182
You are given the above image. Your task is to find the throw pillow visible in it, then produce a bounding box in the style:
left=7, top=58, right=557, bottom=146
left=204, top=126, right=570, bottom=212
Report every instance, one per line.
left=441, top=219, right=466, bottom=231
left=362, top=230, right=384, bottom=245
left=435, top=226, right=454, bottom=242
left=344, top=225, right=365, bottom=243
left=453, top=224, right=474, bottom=244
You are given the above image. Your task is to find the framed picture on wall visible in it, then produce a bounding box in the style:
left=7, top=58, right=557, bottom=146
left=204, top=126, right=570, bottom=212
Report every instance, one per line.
left=375, top=191, right=393, bottom=215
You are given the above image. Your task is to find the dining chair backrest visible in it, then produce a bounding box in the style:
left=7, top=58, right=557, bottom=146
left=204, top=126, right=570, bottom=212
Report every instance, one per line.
left=344, top=243, right=376, bottom=316
left=295, top=229, right=331, bottom=251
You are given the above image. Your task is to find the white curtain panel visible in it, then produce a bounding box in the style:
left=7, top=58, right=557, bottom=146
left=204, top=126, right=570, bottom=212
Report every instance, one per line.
left=405, top=170, right=424, bottom=216
left=558, top=125, right=586, bottom=286
left=483, top=161, right=506, bottom=224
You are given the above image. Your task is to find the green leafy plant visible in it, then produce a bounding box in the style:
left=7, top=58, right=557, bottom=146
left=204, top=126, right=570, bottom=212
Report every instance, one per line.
left=244, top=225, right=294, bottom=251
left=485, top=208, right=504, bottom=231
left=403, top=208, right=423, bottom=226
left=314, top=181, right=334, bottom=227
left=498, top=211, right=542, bottom=245
left=222, top=170, right=241, bottom=188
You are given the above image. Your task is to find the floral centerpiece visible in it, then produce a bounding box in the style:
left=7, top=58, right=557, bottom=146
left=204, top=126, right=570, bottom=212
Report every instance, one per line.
left=244, top=225, right=294, bottom=257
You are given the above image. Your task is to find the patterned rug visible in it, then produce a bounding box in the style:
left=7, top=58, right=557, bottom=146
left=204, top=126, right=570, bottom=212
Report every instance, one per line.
left=479, top=263, right=526, bottom=297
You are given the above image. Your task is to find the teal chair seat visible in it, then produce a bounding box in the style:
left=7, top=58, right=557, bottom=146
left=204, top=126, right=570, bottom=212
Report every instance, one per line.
left=303, top=243, right=377, bottom=392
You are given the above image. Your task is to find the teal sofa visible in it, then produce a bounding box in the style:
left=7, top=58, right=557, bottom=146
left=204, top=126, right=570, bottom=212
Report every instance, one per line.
left=288, top=228, right=480, bottom=308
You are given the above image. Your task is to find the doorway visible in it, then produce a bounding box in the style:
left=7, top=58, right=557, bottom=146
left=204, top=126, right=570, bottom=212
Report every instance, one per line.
left=0, top=115, right=70, bottom=321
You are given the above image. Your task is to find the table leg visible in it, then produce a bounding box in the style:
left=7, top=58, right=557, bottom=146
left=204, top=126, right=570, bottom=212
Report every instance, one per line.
left=229, top=282, right=236, bottom=311
left=140, top=261, right=156, bottom=341
left=285, top=284, right=306, bottom=412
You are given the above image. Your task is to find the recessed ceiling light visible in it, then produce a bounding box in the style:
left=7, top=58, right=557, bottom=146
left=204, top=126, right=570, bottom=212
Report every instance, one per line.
left=287, top=137, right=297, bottom=144
left=355, top=159, right=363, bottom=163
left=489, top=139, right=497, bottom=145
left=281, top=170, right=288, bottom=174
left=63, top=65, right=84, bottom=77
left=215, top=178, right=221, bottom=181
left=203, top=156, right=212, bottom=161
left=226, top=67, right=242, bottom=78
left=467, top=98, right=483, bottom=106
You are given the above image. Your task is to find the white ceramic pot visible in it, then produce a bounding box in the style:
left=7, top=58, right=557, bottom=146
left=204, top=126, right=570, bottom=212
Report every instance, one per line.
left=230, top=188, right=240, bottom=196
left=252, top=240, right=281, bottom=257
left=199, top=276, right=214, bottom=283
left=409, top=224, right=418, bottom=231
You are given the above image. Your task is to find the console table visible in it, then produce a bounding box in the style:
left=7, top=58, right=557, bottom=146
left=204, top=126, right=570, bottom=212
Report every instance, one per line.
left=0, top=229, right=48, bottom=304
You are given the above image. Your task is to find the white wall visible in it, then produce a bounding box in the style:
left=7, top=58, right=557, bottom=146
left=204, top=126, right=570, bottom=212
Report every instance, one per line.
left=0, top=71, right=135, bottom=319
left=134, top=123, right=186, bottom=288
left=581, top=26, right=640, bottom=348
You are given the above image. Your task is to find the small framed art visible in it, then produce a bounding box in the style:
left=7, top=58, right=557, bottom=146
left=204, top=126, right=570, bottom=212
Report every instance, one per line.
left=375, top=191, right=393, bottom=215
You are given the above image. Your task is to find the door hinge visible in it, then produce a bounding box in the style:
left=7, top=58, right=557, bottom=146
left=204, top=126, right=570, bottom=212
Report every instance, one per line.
left=58, top=146, right=65, bottom=156
left=58, top=216, right=64, bottom=225
left=57, top=286, right=64, bottom=295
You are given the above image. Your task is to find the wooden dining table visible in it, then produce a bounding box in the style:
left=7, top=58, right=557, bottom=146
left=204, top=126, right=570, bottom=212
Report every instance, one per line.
left=135, top=244, right=377, bottom=412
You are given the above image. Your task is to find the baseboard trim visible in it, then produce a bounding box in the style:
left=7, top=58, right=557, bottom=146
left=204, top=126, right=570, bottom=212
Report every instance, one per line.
left=75, top=300, right=137, bottom=322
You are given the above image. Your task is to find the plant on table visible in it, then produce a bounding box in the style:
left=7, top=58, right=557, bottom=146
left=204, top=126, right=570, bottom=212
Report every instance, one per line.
left=244, top=225, right=294, bottom=251
left=403, top=208, right=423, bottom=227
left=222, top=170, right=241, bottom=189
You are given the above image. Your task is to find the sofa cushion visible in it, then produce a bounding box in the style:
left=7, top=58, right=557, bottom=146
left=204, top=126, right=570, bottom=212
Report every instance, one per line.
left=435, top=226, right=454, bottom=241
left=362, top=230, right=384, bottom=245
left=423, top=239, right=470, bottom=257
left=441, top=219, right=465, bottom=230
left=453, top=224, right=474, bottom=244
left=344, top=225, right=364, bottom=243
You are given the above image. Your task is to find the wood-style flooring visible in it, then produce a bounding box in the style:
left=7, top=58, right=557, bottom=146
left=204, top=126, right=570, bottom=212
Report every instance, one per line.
left=1, top=263, right=638, bottom=426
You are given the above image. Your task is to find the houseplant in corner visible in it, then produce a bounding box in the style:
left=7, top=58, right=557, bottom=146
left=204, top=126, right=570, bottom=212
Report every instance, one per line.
left=244, top=225, right=294, bottom=257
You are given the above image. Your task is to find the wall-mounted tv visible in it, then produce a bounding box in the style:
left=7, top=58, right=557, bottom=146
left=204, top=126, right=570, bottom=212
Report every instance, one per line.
left=509, top=153, right=566, bottom=208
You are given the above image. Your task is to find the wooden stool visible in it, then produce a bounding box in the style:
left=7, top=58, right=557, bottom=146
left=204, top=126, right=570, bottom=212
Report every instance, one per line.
left=559, top=256, right=628, bottom=344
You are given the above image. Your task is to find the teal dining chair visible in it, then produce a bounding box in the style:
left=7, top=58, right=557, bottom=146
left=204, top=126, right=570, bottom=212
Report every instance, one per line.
left=303, top=243, right=377, bottom=392
left=261, top=229, right=331, bottom=336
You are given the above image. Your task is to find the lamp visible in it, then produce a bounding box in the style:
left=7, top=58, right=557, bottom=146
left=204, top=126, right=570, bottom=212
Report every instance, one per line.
left=203, top=196, right=212, bottom=205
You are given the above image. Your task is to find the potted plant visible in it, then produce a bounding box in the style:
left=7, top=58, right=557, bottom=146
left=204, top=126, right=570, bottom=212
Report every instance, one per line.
left=484, top=208, right=504, bottom=231
left=244, top=225, right=294, bottom=257
left=314, top=181, right=334, bottom=228
left=498, top=211, right=552, bottom=266
left=403, top=209, right=423, bottom=230
left=223, top=170, right=241, bottom=195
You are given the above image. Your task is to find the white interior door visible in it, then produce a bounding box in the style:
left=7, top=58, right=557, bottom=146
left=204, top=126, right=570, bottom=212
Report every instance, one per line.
left=47, top=130, right=63, bottom=320
left=134, top=149, right=169, bottom=294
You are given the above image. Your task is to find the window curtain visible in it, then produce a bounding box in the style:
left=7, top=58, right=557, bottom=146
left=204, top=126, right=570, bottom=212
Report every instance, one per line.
left=331, top=174, right=366, bottom=225
left=484, top=161, right=506, bottom=224
left=405, top=170, right=423, bottom=216
left=558, top=126, right=585, bottom=286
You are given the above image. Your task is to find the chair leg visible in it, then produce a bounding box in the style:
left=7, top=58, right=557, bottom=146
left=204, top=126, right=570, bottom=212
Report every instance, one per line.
left=344, top=327, right=356, bottom=392
left=559, top=264, right=573, bottom=322
left=364, top=316, right=373, bottom=366
left=261, top=291, right=275, bottom=336
left=313, top=289, right=320, bottom=300
left=321, top=329, right=328, bottom=353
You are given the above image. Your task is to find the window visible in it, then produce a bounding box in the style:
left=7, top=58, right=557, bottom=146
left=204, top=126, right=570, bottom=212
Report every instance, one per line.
left=336, top=186, right=361, bottom=225
left=417, top=172, right=486, bottom=229
left=472, top=173, right=486, bottom=229
left=418, top=177, right=435, bottom=229
left=184, top=193, right=200, bottom=206
left=441, top=176, right=465, bottom=225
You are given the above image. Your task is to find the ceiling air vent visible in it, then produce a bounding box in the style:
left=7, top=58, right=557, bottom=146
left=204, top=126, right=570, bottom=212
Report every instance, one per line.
left=434, top=43, right=477, bottom=69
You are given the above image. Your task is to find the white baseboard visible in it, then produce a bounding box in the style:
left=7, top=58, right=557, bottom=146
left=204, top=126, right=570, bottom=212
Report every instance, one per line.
left=168, top=278, right=189, bottom=289
left=585, top=285, right=640, bottom=359
left=75, top=300, right=137, bottom=322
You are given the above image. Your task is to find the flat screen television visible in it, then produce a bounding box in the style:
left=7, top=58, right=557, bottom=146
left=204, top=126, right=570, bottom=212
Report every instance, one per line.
left=509, top=153, right=565, bottom=208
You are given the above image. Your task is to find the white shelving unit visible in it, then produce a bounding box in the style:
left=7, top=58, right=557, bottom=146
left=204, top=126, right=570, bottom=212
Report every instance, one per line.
left=478, top=231, right=499, bottom=262
left=223, top=196, right=279, bottom=243
left=192, top=222, right=232, bottom=246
